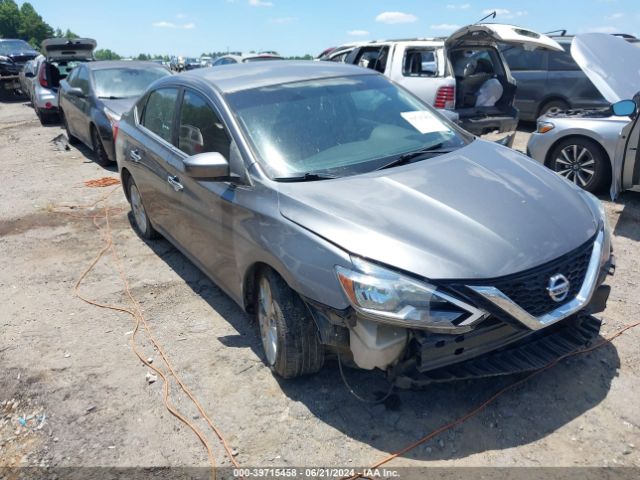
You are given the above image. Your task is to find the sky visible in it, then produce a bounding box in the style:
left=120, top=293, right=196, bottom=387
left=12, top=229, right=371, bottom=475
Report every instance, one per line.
left=18, top=0, right=640, bottom=57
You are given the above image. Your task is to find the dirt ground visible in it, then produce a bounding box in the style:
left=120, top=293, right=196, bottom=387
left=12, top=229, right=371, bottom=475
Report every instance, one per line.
left=1, top=97, right=639, bottom=476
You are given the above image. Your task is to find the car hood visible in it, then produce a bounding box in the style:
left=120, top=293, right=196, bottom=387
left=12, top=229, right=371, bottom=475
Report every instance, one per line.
left=571, top=33, right=640, bottom=104
left=100, top=97, right=137, bottom=116
left=277, top=140, right=598, bottom=280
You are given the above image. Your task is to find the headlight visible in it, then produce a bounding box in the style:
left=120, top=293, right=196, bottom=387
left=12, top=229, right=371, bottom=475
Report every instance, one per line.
left=537, top=121, right=555, bottom=134
left=0, top=55, right=12, bottom=63
left=335, top=258, right=487, bottom=332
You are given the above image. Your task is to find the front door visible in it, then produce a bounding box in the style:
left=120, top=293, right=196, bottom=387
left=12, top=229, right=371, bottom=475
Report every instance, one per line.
left=618, top=111, right=640, bottom=195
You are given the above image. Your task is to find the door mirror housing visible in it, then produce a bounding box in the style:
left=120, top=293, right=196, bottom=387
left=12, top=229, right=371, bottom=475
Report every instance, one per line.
left=612, top=99, right=637, bottom=118
left=67, top=86, right=86, bottom=98
left=183, top=152, right=229, bottom=180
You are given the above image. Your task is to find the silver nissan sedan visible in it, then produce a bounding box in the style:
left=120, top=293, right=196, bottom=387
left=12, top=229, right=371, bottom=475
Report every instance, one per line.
left=115, top=62, right=614, bottom=386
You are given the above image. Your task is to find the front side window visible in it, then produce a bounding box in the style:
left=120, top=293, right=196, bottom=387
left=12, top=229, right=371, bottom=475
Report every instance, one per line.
left=74, top=66, right=90, bottom=93
left=92, top=68, right=169, bottom=99
left=355, top=47, right=390, bottom=73
left=403, top=48, right=438, bottom=77
left=178, top=90, right=230, bottom=157
left=228, top=74, right=468, bottom=179
left=142, top=88, right=178, bottom=142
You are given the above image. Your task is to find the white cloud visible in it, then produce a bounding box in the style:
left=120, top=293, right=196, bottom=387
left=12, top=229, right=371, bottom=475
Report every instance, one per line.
left=446, top=4, right=471, bottom=9
left=347, top=29, right=370, bottom=36
left=249, top=0, right=273, bottom=6
left=430, top=23, right=462, bottom=31
left=152, top=21, right=195, bottom=29
left=376, top=11, right=418, bottom=24
left=606, top=12, right=624, bottom=20
left=482, top=8, right=528, bottom=19
left=270, top=16, right=297, bottom=24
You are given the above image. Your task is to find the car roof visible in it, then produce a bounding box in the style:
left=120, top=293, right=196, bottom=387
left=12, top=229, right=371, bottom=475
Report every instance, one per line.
left=176, top=60, right=375, bottom=93
left=86, top=60, right=169, bottom=70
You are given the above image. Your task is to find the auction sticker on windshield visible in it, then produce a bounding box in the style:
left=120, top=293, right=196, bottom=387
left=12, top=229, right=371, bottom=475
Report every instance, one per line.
left=401, top=111, right=450, bottom=134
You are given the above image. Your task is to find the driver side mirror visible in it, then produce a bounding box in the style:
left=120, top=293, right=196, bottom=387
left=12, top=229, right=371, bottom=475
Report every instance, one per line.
left=612, top=99, right=637, bottom=118
left=183, top=152, right=229, bottom=180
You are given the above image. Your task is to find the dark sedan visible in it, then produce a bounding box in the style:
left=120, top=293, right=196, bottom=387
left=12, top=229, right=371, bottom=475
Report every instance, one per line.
left=58, top=61, right=170, bottom=166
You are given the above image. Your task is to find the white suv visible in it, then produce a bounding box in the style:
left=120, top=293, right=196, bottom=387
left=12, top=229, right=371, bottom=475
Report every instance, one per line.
left=327, top=24, right=562, bottom=143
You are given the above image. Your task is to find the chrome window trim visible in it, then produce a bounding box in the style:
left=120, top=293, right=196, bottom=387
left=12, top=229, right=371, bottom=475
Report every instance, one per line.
left=468, top=229, right=604, bottom=330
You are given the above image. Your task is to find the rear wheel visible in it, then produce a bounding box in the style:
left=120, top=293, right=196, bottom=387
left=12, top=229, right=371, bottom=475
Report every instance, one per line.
left=539, top=99, right=570, bottom=118
left=255, top=269, right=324, bottom=379
left=127, top=176, right=159, bottom=240
left=549, top=137, right=609, bottom=193
left=91, top=126, right=112, bottom=167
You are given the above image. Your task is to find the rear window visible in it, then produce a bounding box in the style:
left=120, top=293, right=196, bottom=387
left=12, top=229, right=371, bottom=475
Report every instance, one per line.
left=403, top=48, right=438, bottom=77
left=501, top=45, right=546, bottom=71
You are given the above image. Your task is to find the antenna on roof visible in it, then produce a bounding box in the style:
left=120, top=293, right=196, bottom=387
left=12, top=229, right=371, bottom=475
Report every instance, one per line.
left=475, top=10, right=496, bottom=24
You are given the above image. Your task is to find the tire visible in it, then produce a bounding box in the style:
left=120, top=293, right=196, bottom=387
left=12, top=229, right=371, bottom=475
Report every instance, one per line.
left=548, top=137, right=609, bottom=193
left=61, top=111, right=80, bottom=145
left=255, top=269, right=324, bottom=378
left=127, top=176, right=159, bottom=240
left=539, top=99, right=570, bottom=118
left=37, top=108, right=52, bottom=125
left=91, top=126, right=112, bottom=167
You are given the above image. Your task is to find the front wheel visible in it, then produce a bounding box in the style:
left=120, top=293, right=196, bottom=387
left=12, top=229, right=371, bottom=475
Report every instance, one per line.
left=255, top=269, right=324, bottom=378
left=548, top=137, right=609, bottom=193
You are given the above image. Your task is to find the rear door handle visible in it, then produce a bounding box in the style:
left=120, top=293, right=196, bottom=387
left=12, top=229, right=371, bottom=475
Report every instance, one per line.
left=167, top=175, right=184, bottom=192
left=129, top=149, right=142, bottom=162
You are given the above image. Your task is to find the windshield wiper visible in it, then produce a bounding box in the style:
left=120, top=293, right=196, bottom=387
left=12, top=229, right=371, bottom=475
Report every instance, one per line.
left=273, top=172, right=338, bottom=182
left=376, top=144, right=457, bottom=171
left=98, top=95, right=125, bottom=99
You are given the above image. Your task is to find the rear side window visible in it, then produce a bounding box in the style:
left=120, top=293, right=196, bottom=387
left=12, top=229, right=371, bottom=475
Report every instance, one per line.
left=548, top=49, right=580, bottom=71
left=142, top=88, right=178, bottom=143
left=355, top=47, right=390, bottom=73
left=501, top=46, right=546, bottom=71
left=178, top=90, right=230, bottom=158
left=403, top=48, right=438, bottom=77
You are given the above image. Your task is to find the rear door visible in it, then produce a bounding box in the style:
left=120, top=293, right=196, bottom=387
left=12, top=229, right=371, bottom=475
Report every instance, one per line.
left=500, top=44, right=548, bottom=120
left=130, top=87, right=185, bottom=233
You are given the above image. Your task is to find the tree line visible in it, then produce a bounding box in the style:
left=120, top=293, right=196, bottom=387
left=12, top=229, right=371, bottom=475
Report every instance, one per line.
left=0, top=0, right=78, bottom=48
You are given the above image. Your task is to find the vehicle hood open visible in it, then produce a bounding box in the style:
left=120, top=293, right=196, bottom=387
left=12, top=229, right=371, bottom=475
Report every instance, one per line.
left=571, top=33, right=640, bottom=104
left=41, top=37, right=96, bottom=60
left=278, top=140, right=597, bottom=280
left=446, top=23, right=563, bottom=51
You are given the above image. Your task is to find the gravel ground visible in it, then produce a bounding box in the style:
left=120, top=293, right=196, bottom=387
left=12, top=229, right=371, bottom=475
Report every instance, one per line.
left=1, top=97, right=639, bottom=476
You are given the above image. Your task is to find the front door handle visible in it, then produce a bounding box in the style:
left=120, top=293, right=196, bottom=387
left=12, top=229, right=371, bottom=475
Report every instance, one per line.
left=129, top=149, right=142, bottom=162
left=167, top=175, right=184, bottom=192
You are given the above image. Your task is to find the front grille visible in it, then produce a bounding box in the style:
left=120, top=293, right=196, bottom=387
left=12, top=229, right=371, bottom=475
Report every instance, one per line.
left=476, top=237, right=594, bottom=317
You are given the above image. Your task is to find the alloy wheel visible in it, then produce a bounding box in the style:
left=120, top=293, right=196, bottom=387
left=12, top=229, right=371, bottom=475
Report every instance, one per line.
left=257, top=277, right=278, bottom=366
left=554, top=144, right=596, bottom=188
left=129, top=183, right=147, bottom=233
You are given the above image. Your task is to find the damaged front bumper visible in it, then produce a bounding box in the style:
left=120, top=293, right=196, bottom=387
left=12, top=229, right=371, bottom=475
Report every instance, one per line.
left=307, top=233, right=614, bottom=387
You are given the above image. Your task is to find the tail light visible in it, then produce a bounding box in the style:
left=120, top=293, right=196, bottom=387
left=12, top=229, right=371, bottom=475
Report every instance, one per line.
left=112, top=121, right=119, bottom=143
left=38, top=66, right=48, bottom=88
left=434, top=86, right=455, bottom=110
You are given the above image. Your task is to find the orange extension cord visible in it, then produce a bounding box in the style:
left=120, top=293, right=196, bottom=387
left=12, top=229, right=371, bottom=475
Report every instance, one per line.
left=52, top=184, right=240, bottom=480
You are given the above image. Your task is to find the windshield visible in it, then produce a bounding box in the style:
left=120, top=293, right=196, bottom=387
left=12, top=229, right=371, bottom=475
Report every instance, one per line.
left=0, top=40, right=33, bottom=54
left=227, top=74, right=469, bottom=179
left=92, top=68, right=169, bottom=99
